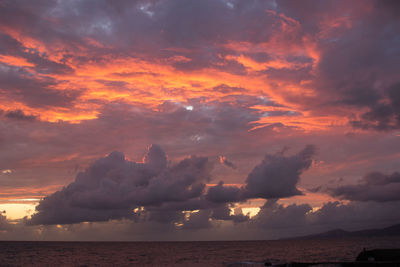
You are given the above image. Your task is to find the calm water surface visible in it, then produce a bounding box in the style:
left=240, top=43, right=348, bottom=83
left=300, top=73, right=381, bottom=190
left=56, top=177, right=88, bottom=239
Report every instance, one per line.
left=1, top=236, right=400, bottom=266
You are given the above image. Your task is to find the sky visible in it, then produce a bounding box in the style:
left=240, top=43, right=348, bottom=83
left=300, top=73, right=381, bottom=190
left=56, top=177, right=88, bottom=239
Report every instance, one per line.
left=0, top=0, right=400, bottom=241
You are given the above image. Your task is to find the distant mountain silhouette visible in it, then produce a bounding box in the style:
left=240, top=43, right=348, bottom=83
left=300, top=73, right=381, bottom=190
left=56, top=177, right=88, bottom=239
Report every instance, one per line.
left=288, top=224, right=400, bottom=240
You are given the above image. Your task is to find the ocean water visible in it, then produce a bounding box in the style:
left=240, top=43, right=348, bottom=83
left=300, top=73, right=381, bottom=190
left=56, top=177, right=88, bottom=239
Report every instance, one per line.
left=1, top=237, right=400, bottom=266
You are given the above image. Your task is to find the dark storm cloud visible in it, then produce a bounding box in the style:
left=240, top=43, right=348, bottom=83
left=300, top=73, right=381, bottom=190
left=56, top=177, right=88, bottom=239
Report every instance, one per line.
left=0, top=32, right=24, bottom=54
left=4, top=200, right=400, bottom=241
left=0, top=97, right=285, bottom=191
left=253, top=199, right=312, bottom=229
left=351, top=84, right=400, bottom=130
left=1, top=0, right=399, bottom=128
left=0, top=33, right=74, bottom=75
left=0, top=213, right=10, bottom=231
left=206, top=145, right=315, bottom=202
left=29, top=145, right=213, bottom=225
left=146, top=208, right=184, bottom=224
left=210, top=204, right=249, bottom=223
left=11, top=0, right=280, bottom=47
left=28, top=143, right=314, bottom=226
left=3, top=109, right=37, bottom=121
left=250, top=199, right=400, bottom=236
left=244, top=145, right=315, bottom=197
left=308, top=201, right=400, bottom=230
left=0, top=0, right=114, bottom=51
left=0, top=0, right=297, bottom=73
left=243, top=145, right=315, bottom=199
left=326, top=171, right=400, bottom=202
left=275, top=0, right=400, bottom=130
left=0, top=63, right=80, bottom=108
left=3, top=0, right=400, bottom=239
left=25, top=53, right=74, bottom=75
left=181, top=204, right=249, bottom=230
left=182, top=210, right=212, bottom=230
left=206, top=182, right=242, bottom=203
left=152, top=0, right=277, bottom=45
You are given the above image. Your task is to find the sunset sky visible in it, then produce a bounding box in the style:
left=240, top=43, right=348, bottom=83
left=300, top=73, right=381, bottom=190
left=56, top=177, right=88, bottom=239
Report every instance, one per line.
left=1, top=0, right=400, bottom=241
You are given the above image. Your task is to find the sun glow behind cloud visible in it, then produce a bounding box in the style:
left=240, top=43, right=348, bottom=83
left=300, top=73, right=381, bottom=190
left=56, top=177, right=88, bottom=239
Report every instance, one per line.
left=0, top=1, right=336, bottom=131
left=0, top=202, right=39, bottom=220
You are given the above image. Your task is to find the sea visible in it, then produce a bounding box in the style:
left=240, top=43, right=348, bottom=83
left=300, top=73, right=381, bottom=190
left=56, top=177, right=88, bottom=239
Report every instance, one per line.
left=1, top=236, right=400, bottom=266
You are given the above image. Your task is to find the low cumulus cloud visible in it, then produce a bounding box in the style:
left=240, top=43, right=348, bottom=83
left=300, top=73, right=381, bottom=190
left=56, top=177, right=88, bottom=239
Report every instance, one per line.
left=3, top=199, right=400, bottom=241
left=26, top=144, right=400, bottom=238
left=251, top=199, right=400, bottom=236
left=206, top=181, right=242, bottom=203
left=29, top=144, right=314, bottom=226
left=181, top=210, right=212, bottom=230
left=210, top=204, right=249, bottom=223
left=253, top=199, right=312, bottom=229
left=0, top=212, right=11, bottom=231
left=207, top=145, right=316, bottom=202
left=243, top=145, right=315, bottom=199
left=325, top=171, right=400, bottom=202
left=29, top=145, right=213, bottom=225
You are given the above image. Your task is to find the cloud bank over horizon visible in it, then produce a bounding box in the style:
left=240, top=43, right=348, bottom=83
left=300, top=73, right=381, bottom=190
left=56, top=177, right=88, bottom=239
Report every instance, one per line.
left=0, top=145, right=393, bottom=241
left=28, top=144, right=315, bottom=226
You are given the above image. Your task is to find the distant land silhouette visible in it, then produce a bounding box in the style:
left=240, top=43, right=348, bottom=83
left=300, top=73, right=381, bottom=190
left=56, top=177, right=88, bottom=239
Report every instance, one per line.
left=287, top=224, right=400, bottom=240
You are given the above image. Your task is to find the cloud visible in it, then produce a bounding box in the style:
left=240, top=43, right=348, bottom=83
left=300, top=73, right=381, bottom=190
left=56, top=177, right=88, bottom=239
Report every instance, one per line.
left=274, top=0, right=400, bottom=131
left=29, top=145, right=213, bottom=225
left=3, top=199, right=400, bottom=241
left=219, top=155, right=237, bottom=169
left=146, top=208, right=185, bottom=224
left=308, top=200, right=400, bottom=230
left=0, top=212, right=11, bottom=231
left=206, top=181, right=242, bottom=203
left=351, top=84, right=400, bottom=130
left=253, top=199, right=312, bottom=229
left=181, top=210, right=212, bottom=230
left=28, top=144, right=315, bottom=226
left=0, top=0, right=398, bottom=133
left=0, top=32, right=74, bottom=75
left=325, top=171, right=400, bottom=202
left=252, top=199, right=400, bottom=236
left=243, top=145, right=315, bottom=199
left=181, top=204, right=250, bottom=230
left=0, top=63, right=81, bottom=108
left=0, top=98, right=292, bottom=194
left=1, top=0, right=400, bottom=241
left=3, top=109, right=37, bottom=121
left=207, top=145, right=316, bottom=203
left=0, top=0, right=290, bottom=70
left=210, top=204, right=249, bottom=223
